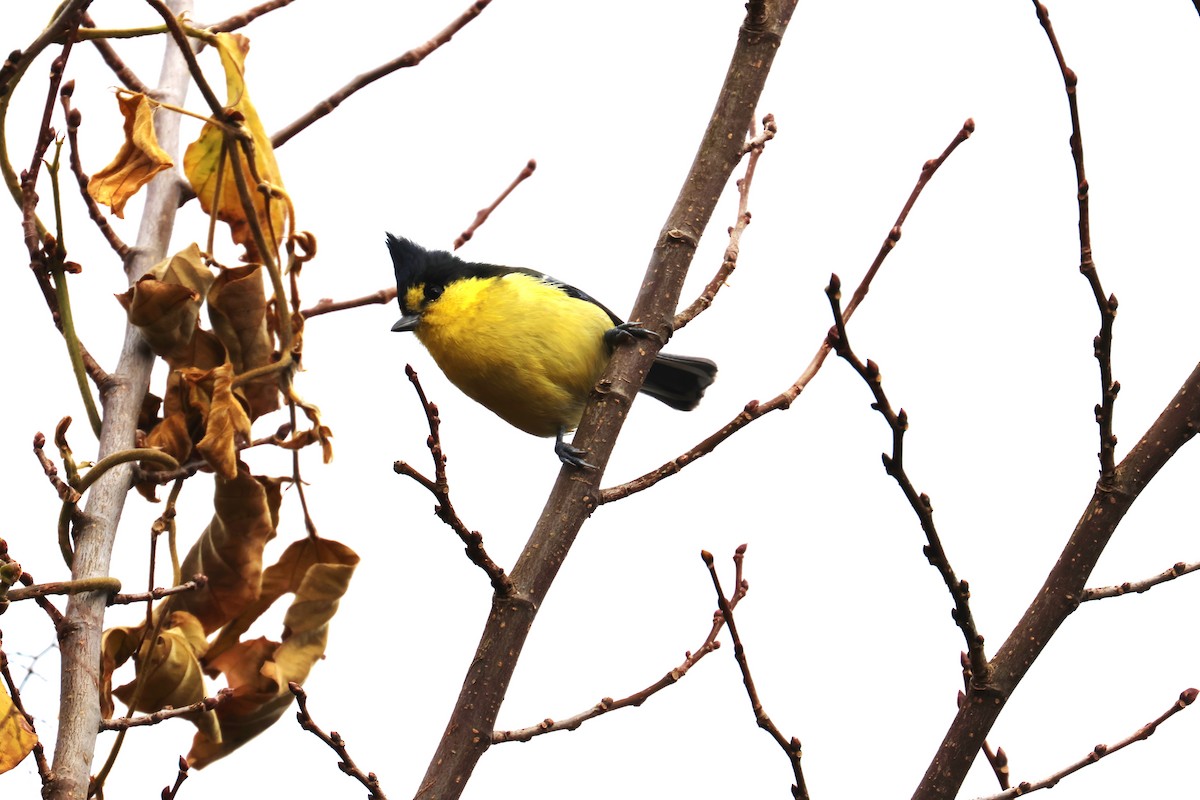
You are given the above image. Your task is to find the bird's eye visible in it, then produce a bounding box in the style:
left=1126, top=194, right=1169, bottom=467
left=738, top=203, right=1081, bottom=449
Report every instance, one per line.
left=425, top=284, right=444, bottom=301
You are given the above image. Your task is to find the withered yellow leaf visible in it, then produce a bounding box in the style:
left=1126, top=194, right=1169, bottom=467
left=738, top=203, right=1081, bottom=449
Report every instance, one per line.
left=183, top=33, right=286, bottom=260
left=0, top=681, right=37, bottom=774
left=112, top=612, right=219, bottom=744
left=88, top=91, right=174, bottom=218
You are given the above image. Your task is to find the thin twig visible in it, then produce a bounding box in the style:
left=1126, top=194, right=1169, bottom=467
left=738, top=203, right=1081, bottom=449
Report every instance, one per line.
left=453, top=158, right=536, bottom=249
left=495, top=544, right=751, bottom=743
left=289, top=682, right=388, bottom=800
left=1032, top=0, right=1118, bottom=482
left=600, top=119, right=975, bottom=504
left=300, top=286, right=397, bottom=319
left=33, top=431, right=81, bottom=503
left=81, top=12, right=151, bottom=93
left=272, top=0, right=493, bottom=147
left=207, top=0, right=300, bottom=33
left=824, top=274, right=989, bottom=681
left=1081, top=560, right=1200, bottom=601
left=59, top=81, right=129, bottom=258
left=973, top=689, right=1199, bottom=800
left=702, top=549, right=808, bottom=800
left=108, top=575, right=207, bottom=605
left=98, top=689, right=233, bottom=731
left=392, top=366, right=513, bottom=595
left=675, top=114, right=776, bottom=331
left=160, top=756, right=190, bottom=800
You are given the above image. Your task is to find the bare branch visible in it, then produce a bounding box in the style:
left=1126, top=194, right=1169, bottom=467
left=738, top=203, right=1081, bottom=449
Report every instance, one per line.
left=207, top=0, right=301, bottom=33
left=1032, top=0, right=1118, bottom=480
left=703, top=549, right=808, bottom=800
left=289, top=682, right=388, bottom=800
left=674, top=113, right=776, bottom=331
left=601, top=119, right=974, bottom=504
left=453, top=158, right=536, bottom=249
left=393, top=365, right=513, bottom=595
left=975, top=689, right=1199, bottom=800
left=272, top=0, right=494, bottom=147
left=98, top=689, right=233, bottom=731
left=825, top=273, right=989, bottom=681
left=108, top=575, right=207, bottom=605
left=301, top=286, right=397, bottom=319
left=1081, top=560, right=1200, bottom=601
left=494, top=544, right=751, bottom=743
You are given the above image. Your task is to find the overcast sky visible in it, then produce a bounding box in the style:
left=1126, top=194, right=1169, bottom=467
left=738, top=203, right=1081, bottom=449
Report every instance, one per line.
left=3, top=2, right=1199, bottom=799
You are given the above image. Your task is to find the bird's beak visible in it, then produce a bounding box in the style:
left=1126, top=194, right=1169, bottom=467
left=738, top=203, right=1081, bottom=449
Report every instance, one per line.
left=391, top=314, right=420, bottom=333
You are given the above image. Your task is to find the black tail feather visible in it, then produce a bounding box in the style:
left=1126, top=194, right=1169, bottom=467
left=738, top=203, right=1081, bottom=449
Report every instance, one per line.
left=641, top=353, right=718, bottom=411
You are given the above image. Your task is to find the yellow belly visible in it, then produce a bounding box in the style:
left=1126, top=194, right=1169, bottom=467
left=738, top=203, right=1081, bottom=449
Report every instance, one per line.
left=415, top=273, right=614, bottom=437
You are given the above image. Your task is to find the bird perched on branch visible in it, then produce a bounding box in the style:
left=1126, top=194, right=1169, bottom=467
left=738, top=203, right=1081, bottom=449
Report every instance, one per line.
left=387, top=235, right=717, bottom=468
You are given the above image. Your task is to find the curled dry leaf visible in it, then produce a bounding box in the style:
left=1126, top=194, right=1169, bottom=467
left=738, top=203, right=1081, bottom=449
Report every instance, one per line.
left=192, top=363, right=253, bottom=480
left=100, top=611, right=219, bottom=743
left=162, top=469, right=282, bottom=634
left=188, top=537, right=359, bottom=768
left=183, top=33, right=287, bottom=261
left=208, top=264, right=280, bottom=419
left=116, top=243, right=216, bottom=365
left=87, top=91, right=174, bottom=218
left=0, top=681, right=37, bottom=774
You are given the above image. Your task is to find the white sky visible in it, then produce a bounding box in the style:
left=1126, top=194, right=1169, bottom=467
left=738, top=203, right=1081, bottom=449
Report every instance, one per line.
left=3, top=2, right=1199, bottom=799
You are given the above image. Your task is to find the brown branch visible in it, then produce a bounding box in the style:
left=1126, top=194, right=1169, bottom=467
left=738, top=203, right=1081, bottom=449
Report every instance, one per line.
left=600, top=118, right=974, bottom=504
left=98, top=689, right=232, bottom=731
left=80, top=12, right=150, bottom=93
left=59, top=82, right=129, bottom=258
left=674, top=114, right=776, bottom=331
left=300, top=286, right=396, bottom=319
left=453, top=158, right=536, bottom=249
left=1081, top=560, right=1200, bottom=601
left=416, top=6, right=799, bottom=796
left=913, top=360, right=1200, bottom=799
left=977, top=689, right=1198, bottom=800
left=0, top=639, right=52, bottom=784
left=271, top=0, right=493, bottom=148
left=160, top=756, right=191, bottom=800
left=1033, top=0, right=1118, bottom=481
left=108, top=575, right=206, bottom=605
left=33, top=431, right=81, bottom=504
left=393, top=365, right=513, bottom=595
left=493, top=544, right=751, bottom=744
left=825, top=275, right=989, bottom=680
left=207, top=0, right=300, bottom=33
left=703, top=549, right=808, bottom=800
left=289, top=682, right=388, bottom=800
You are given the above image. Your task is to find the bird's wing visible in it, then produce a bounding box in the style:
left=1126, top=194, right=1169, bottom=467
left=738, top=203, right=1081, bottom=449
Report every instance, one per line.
left=510, top=267, right=625, bottom=327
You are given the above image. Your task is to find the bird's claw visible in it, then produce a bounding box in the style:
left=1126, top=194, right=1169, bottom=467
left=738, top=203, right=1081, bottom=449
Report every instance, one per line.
left=555, top=428, right=595, bottom=469
left=604, top=321, right=664, bottom=350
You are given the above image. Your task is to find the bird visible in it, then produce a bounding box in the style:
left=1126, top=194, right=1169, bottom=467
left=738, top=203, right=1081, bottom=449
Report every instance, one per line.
left=387, top=235, right=717, bottom=468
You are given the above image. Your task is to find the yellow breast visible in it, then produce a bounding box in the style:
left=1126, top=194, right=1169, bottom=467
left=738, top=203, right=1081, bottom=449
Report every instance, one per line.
left=415, top=273, right=614, bottom=437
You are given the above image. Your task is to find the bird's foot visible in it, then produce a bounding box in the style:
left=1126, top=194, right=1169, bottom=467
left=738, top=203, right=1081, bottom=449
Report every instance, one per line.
left=555, top=427, right=595, bottom=469
left=604, top=321, right=664, bottom=350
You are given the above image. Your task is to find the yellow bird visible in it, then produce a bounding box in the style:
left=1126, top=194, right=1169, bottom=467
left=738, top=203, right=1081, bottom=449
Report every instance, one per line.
left=387, top=235, right=717, bottom=467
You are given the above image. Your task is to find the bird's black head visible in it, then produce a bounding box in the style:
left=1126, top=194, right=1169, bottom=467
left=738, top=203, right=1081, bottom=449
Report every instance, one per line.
left=387, top=234, right=462, bottom=320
